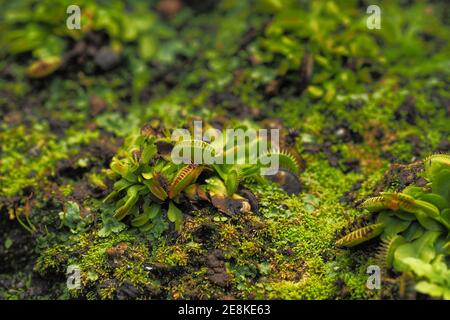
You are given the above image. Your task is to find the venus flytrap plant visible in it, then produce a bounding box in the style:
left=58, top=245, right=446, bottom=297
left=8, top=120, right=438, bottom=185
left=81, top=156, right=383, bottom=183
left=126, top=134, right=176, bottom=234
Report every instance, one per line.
left=102, top=122, right=303, bottom=233
left=337, top=154, right=450, bottom=299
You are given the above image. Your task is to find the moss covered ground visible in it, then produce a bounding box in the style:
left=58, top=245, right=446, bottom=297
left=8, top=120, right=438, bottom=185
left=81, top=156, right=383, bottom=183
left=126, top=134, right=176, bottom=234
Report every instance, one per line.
left=0, top=0, right=449, bottom=300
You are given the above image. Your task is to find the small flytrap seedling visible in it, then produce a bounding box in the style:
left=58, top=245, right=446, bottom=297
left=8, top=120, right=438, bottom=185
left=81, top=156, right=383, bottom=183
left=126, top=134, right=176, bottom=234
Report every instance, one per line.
left=337, top=154, right=450, bottom=299
left=103, top=122, right=302, bottom=233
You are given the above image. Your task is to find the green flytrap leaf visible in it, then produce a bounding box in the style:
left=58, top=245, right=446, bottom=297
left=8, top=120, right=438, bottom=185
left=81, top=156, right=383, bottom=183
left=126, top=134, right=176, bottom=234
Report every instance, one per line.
left=167, top=201, right=183, bottom=231
left=131, top=202, right=160, bottom=227
left=418, top=193, right=449, bottom=211
left=393, top=231, right=440, bottom=272
left=402, top=222, right=424, bottom=242
left=378, top=214, right=411, bottom=239
left=145, top=177, right=168, bottom=201
left=432, top=169, right=450, bottom=202
left=225, top=169, right=239, bottom=196
left=114, top=185, right=145, bottom=220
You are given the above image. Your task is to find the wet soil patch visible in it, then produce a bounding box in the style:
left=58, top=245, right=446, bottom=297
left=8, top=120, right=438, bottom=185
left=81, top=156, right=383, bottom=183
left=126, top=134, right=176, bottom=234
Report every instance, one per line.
left=0, top=209, right=67, bottom=299
left=435, top=138, right=450, bottom=153
left=208, top=92, right=260, bottom=119
left=394, top=95, right=417, bottom=125
left=374, top=160, right=426, bottom=193
left=205, top=249, right=230, bottom=287
left=339, top=180, right=363, bottom=206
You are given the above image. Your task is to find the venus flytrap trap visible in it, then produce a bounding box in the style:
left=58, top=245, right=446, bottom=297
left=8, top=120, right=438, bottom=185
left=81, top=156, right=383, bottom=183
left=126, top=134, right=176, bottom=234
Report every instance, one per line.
left=337, top=154, right=450, bottom=299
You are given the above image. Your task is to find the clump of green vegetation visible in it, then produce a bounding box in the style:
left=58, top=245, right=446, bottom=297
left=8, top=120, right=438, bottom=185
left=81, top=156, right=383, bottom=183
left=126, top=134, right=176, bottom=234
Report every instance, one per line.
left=337, top=154, right=450, bottom=299
left=102, top=121, right=302, bottom=232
